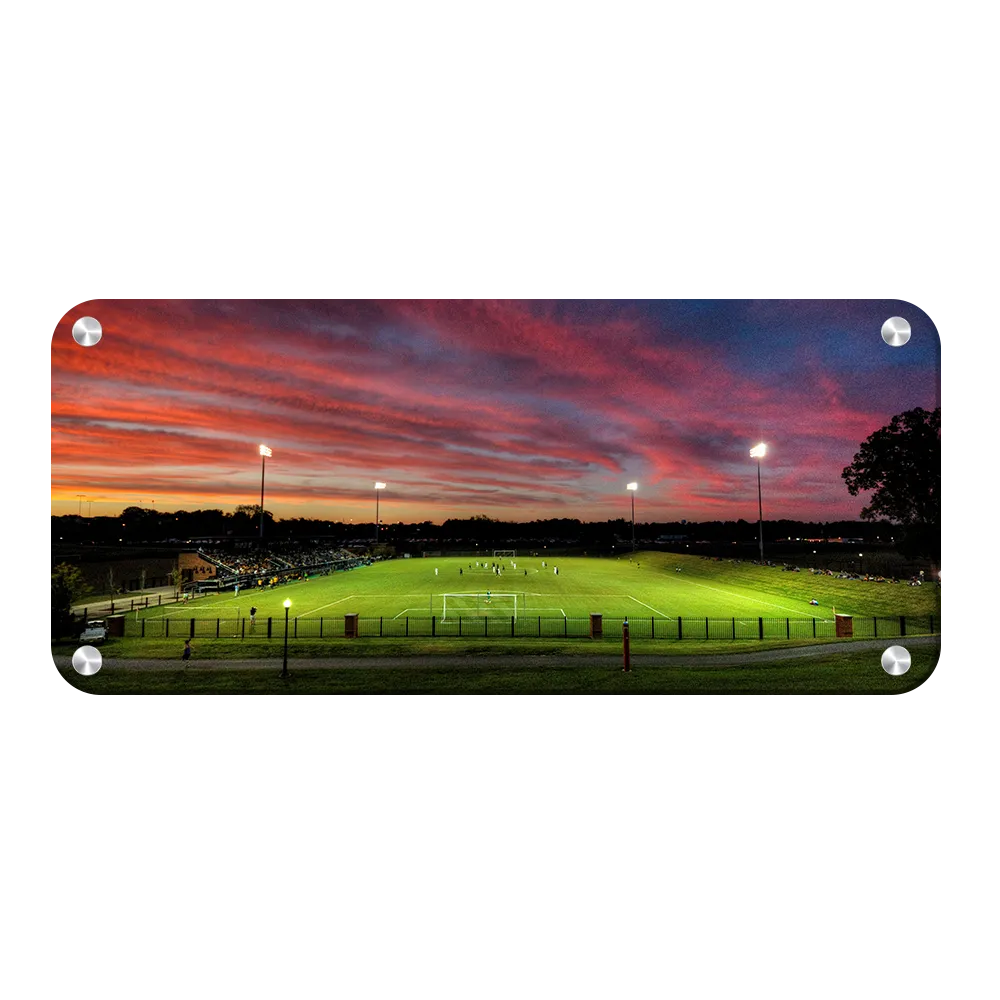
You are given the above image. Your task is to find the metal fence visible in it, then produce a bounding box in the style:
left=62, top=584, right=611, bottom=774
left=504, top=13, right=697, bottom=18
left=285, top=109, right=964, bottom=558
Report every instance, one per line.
left=119, top=613, right=938, bottom=641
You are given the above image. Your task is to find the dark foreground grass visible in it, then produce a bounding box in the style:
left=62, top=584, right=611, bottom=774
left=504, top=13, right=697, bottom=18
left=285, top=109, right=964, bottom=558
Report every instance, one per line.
left=56, top=640, right=939, bottom=695
left=51, top=632, right=935, bottom=661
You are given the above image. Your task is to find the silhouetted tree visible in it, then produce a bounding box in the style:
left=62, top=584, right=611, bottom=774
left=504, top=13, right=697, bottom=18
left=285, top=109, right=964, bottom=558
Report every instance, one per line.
left=52, top=563, right=86, bottom=638
left=842, top=407, right=940, bottom=560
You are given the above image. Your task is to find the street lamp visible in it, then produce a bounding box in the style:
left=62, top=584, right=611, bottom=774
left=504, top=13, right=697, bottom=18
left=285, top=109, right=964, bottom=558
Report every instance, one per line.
left=280, top=598, right=291, bottom=677
left=859, top=552, right=864, bottom=577
left=749, top=443, right=767, bottom=565
left=626, top=483, right=638, bottom=552
left=258, top=444, right=272, bottom=541
left=374, top=482, right=386, bottom=546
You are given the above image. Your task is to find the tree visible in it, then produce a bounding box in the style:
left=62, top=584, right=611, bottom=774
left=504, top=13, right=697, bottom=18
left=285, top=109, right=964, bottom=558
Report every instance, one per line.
left=842, top=407, right=940, bottom=559
left=52, top=563, right=86, bottom=638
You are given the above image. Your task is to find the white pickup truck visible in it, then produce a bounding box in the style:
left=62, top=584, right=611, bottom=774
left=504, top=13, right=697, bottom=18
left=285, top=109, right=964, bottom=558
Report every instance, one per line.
left=79, top=620, right=109, bottom=644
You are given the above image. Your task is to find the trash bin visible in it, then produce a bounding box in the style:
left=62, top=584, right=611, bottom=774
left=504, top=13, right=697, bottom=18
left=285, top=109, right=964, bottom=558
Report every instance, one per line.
left=589, top=613, right=603, bottom=639
left=835, top=614, right=853, bottom=638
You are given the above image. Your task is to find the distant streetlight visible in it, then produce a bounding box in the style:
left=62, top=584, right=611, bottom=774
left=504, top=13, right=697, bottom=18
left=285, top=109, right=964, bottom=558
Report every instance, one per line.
left=859, top=552, right=864, bottom=576
left=76, top=494, right=85, bottom=516
left=280, top=598, right=291, bottom=677
left=374, top=482, right=386, bottom=545
left=258, top=445, right=272, bottom=541
left=626, top=483, right=638, bottom=552
left=749, top=443, right=767, bottom=565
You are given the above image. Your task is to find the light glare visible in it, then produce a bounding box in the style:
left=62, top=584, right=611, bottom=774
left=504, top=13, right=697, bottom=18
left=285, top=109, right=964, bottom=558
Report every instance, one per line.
left=626, top=482, right=638, bottom=491
left=259, top=444, right=272, bottom=457
left=375, top=482, right=386, bottom=489
left=749, top=443, right=767, bottom=458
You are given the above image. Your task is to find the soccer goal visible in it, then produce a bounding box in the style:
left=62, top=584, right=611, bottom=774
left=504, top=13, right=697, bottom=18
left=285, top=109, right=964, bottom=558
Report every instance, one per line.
left=441, top=592, right=523, bottom=619
left=492, top=549, right=516, bottom=559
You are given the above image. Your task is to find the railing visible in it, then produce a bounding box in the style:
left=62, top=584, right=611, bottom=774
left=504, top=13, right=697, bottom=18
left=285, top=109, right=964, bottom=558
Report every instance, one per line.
left=120, top=614, right=938, bottom=640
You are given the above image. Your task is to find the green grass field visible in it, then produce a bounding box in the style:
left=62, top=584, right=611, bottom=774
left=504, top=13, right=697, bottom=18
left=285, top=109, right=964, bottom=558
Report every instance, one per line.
left=120, top=550, right=939, bottom=637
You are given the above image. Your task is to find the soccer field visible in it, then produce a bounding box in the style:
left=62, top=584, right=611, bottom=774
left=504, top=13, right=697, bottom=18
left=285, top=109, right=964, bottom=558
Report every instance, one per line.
left=128, top=551, right=939, bottom=639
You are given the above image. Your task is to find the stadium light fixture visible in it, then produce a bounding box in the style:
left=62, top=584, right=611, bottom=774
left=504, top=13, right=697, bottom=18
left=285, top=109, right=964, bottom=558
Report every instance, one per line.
left=626, top=483, right=638, bottom=552
left=750, top=443, right=767, bottom=565
left=280, top=598, right=291, bottom=678
left=374, top=481, right=386, bottom=546
left=257, top=444, right=273, bottom=541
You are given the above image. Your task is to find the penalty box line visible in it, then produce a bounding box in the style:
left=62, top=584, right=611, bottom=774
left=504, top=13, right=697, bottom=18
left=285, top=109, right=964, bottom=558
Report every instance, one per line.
left=628, top=596, right=674, bottom=620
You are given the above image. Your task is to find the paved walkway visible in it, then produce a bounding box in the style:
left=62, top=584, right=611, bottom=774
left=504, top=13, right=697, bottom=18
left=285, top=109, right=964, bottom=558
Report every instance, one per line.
left=55, top=635, right=939, bottom=672
left=72, top=586, right=179, bottom=616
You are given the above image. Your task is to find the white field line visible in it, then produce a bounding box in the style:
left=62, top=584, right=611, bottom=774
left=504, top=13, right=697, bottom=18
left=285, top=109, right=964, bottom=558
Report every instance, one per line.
left=680, top=578, right=823, bottom=618
left=300, top=595, right=356, bottom=618
left=628, top=596, right=674, bottom=620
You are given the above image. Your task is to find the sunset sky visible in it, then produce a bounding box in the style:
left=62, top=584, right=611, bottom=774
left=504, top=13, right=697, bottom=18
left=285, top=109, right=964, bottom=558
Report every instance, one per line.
left=50, top=300, right=939, bottom=524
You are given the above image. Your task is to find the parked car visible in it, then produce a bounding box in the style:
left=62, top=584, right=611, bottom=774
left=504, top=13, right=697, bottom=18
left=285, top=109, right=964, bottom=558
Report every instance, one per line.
left=79, top=619, right=109, bottom=644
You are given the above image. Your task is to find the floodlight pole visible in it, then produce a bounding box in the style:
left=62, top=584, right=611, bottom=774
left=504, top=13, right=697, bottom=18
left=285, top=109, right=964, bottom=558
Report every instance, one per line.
left=374, top=482, right=386, bottom=546
left=756, top=457, right=764, bottom=565
left=258, top=445, right=272, bottom=541
left=626, top=483, right=638, bottom=553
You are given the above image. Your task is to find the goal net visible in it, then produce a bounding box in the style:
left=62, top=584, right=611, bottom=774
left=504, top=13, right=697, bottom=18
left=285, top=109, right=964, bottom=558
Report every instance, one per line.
left=441, top=592, right=523, bottom=619
left=492, top=549, right=516, bottom=559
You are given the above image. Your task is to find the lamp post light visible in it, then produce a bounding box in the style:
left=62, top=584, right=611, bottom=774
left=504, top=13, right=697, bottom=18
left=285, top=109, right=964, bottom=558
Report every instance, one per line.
left=280, top=598, right=291, bottom=677
left=626, top=483, right=638, bottom=552
left=374, top=482, right=386, bottom=546
left=258, top=444, right=272, bottom=541
left=749, top=443, right=767, bottom=565
left=859, top=552, right=864, bottom=577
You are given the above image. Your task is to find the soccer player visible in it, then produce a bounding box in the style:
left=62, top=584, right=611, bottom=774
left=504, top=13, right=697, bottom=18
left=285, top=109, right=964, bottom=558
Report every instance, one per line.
left=249, top=605, right=257, bottom=631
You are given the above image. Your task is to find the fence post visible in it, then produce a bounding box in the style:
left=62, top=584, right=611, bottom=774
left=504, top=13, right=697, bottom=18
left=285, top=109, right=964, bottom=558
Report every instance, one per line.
left=294, top=618, right=298, bottom=638
left=158, top=594, right=162, bottom=605
left=900, top=615, right=906, bottom=637
left=873, top=617, right=878, bottom=638
left=166, top=617, right=170, bottom=637
left=732, top=617, right=736, bottom=640
left=511, top=615, right=515, bottom=636
left=432, top=615, right=436, bottom=637
left=678, top=616, right=683, bottom=640
left=141, top=618, right=145, bottom=637
left=758, top=617, right=764, bottom=640
left=267, top=617, right=272, bottom=638
left=190, top=618, right=195, bottom=638
left=242, top=618, right=245, bottom=639
left=380, top=616, right=383, bottom=637
left=786, top=618, right=790, bottom=639
left=651, top=616, right=655, bottom=639
left=538, top=615, right=541, bottom=637
left=705, top=616, right=709, bottom=639
left=405, top=617, right=409, bottom=637
left=564, top=617, right=567, bottom=637
left=622, top=618, right=631, bottom=672
left=485, top=616, right=489, bottom=637
left=216, top=618, right=220, bottom=638
left=319, top=617, right=323, bottom=638
left=812, top=617, right=816, bottom=638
